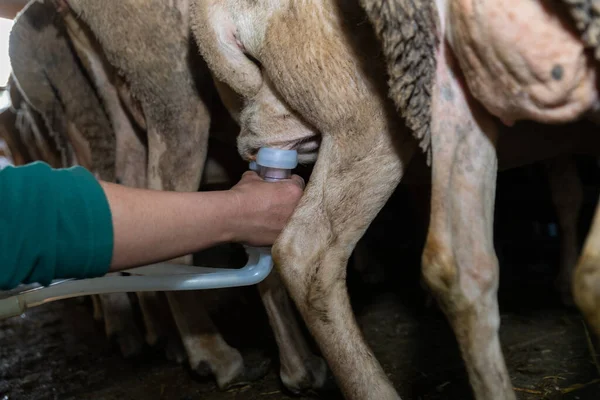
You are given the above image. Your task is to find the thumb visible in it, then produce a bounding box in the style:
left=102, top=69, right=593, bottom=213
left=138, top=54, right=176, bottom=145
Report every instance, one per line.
left=290, top=174, right=305, bottom=190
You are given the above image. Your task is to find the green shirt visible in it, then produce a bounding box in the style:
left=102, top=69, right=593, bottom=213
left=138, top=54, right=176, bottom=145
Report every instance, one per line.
left=0, top=162, right=113, bottom=290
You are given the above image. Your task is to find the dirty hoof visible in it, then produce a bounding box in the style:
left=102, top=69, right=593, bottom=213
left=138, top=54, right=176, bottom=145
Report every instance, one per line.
left=193, top=360, right=214, bottom=379
left=189, top=349, right=271, bottom=390
left=281, top=355, right=329, bottom=395
left=218, top=350, right=271, bottom=390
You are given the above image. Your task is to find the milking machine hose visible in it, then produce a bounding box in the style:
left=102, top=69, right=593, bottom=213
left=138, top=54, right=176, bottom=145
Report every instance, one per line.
left=0, top=246, right=273, bottom=320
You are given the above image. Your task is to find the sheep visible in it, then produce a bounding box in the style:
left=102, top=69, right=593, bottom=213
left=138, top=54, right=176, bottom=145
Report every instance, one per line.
left=41, top=0, right=327, bottom=391
left=193, top=0, right=600, bottom=399
left=8, top=1, right=151, bottom=359
left=56, top=0, right=236, bottom=385
left=10, top=0, right=256, bottom=381
left=192, top=1, right=419, bottom=398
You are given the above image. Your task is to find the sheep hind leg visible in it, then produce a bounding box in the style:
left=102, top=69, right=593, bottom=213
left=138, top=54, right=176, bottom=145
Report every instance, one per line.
left=274, top=132, right=414, bottom=400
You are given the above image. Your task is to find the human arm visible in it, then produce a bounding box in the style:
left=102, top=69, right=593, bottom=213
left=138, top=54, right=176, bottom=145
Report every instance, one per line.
left=0, top=163, right=303, bottom=290
left=105, top=170, right=304, bottom=271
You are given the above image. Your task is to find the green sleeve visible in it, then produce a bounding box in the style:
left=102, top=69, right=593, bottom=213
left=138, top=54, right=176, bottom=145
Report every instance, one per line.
left=0, top=162, right=114, bottom=290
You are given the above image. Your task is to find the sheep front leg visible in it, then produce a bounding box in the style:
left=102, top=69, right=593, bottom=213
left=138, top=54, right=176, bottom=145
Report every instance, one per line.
left=274, top=134, right=414, bottom=400
left=165, top=289, right=270, bottom=389
left=421, top=44, right=514, bottom=400
left=147, top=121, right=270, bottom=388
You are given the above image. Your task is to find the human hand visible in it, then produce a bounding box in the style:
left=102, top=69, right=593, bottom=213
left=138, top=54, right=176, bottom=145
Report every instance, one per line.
left=229, top=171, right=305, bottom=246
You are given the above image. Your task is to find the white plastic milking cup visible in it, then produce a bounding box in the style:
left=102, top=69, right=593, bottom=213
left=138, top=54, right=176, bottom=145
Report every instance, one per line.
left=250, top=147, right=298, bottom=181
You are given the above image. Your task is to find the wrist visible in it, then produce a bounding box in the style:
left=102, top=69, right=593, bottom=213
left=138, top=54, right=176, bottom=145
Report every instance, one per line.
left=217, top=189, right=247, bottom=244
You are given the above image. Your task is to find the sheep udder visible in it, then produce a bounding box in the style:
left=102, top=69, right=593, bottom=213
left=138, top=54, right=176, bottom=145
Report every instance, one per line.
left=448, top=0, right=598, bottom=126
